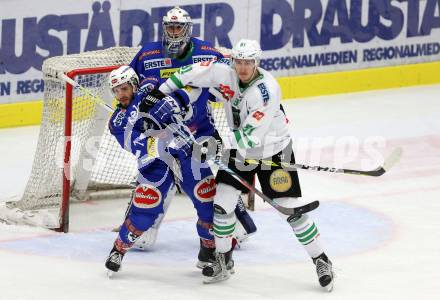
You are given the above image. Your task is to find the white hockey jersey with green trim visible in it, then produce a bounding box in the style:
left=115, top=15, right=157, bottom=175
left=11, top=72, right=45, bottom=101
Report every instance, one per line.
left=160, top=61, right=291, bottom=159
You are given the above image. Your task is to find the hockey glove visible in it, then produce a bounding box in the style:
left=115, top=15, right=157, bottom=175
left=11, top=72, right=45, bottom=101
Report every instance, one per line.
left=138, top=88, right=166, bottom=114
left=149, top=94, right=185, bottom=125
left=154, top=121, right=194, bottom=159
left=167, top=133, right=193, bottom=159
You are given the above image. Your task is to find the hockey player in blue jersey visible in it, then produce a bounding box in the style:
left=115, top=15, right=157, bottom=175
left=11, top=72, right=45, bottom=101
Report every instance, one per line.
left=105, top=7, right=256, bottom=275
left=129, top=7, right=255, bottom=247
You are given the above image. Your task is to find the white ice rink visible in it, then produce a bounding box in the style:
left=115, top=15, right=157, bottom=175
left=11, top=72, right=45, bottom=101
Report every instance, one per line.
left=1, top=85, right=439, bottom=300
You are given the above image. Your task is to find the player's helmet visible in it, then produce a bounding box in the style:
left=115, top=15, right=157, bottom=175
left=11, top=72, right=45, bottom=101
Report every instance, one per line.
left=231, top=39, right=262, bottom=65
left=109, top=66, right=139, bottom=93
left=162, top=6, right=193, bottom=58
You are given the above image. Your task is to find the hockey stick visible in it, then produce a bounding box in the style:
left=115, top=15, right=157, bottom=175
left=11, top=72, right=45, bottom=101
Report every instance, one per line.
left=229, top=147, right=403, bottom=177
left=211, top=158, right=319, bottom=216
left=172, top=118, right=319, bottom=216
left=59, top=73, right=115, bottom=113
left=60, top=75, right=317, bottom=217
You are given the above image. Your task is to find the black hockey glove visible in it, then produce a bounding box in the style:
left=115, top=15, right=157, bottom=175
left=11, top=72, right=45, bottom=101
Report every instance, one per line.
left=136, top=88, right=168, bottom=131
left=138, top=88, right=167, bottom=114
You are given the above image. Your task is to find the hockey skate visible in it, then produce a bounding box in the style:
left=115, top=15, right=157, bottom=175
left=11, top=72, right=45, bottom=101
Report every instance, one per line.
left=202, top=250, right=234, bottom=284
left=313, top=253, right=334, bottom=292
left=105, top=246, right=125, bottom=278
left=196, top=240, right=216, bottom=269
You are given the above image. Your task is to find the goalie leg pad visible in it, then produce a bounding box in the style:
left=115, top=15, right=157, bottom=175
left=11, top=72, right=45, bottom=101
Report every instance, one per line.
left=235, top=195, right=257, bottom=235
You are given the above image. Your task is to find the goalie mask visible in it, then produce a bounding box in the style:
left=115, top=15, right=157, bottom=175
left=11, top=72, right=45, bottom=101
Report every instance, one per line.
left=162, top=6, right=193, bottom=58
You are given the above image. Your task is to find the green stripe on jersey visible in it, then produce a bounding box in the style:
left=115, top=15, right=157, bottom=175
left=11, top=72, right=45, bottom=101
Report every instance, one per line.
left=170, top=74, right=184, bottom=89
left=234, top=130, right=246, bottom=148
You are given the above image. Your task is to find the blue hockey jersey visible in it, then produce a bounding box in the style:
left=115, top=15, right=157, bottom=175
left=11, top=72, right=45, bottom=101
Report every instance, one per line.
left=129, top=37, right=225, bottom=139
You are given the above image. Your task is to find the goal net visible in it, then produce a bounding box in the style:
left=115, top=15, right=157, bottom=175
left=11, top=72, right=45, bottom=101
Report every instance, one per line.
left=0, top=46, right=235, bottom=232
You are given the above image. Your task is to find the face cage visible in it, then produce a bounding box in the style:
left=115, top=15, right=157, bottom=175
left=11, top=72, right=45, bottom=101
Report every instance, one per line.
left=162, top=22, right=192, bottom=56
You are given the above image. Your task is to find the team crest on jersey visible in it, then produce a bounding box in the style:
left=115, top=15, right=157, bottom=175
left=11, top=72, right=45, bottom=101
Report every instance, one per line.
left=194, top=176, right=216, bottom=202
left=192, top=55, right=217, bottom=64
left=160, top=68, right=179, bottom=78
left=133, top=185, right=162, bottom=208
left=257, top=83, right=270, bottom=104
left=144, top=58, right=172, bottom=70
left=269, top=169, right=292, bottom=193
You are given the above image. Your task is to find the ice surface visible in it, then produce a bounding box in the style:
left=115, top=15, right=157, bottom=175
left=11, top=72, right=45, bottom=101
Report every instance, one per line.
left=1, top=85, right=439, bottom=300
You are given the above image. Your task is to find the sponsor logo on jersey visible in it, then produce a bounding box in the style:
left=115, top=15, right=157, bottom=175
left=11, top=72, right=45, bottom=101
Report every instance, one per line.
left=194, top=176, right=216, bottom=202
left=160, top=68, right=179, bottom=78
left=192, top=55, right=217, bottom=64
left=112, top=110, right=126, bottom=127
left=252, top=111, right=265, bottom=121
left=183, top=85, right=193, bottom=93
left=218, top=84, right=235, bottom=100
left=257, top=83, right=270, bottom=104
left=147, top=137, right=158, bottom=159
left=140, top=76, right=159, bottom=86
left=144, top=58, right=172, bottom=70
left=269, top=169, right=292, bottom=193
left=200, top=45, right=219, bottom=52
left=217, top=57, right=231, bottom=65
left=138, top=49, right=161, bottom=60
left=133, top=185, right=162, bottom=208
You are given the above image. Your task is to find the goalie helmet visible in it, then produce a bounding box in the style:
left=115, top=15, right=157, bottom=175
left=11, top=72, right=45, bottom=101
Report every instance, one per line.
left=109, top=66, right=139, bottom=93
left=162, top=6, right=193, bottom=58
left=231, top=39, right=262, bottom=65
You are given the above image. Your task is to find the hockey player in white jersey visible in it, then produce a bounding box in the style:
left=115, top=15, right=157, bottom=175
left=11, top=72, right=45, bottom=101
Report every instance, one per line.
left=158, top=39, right=335, bottom=291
